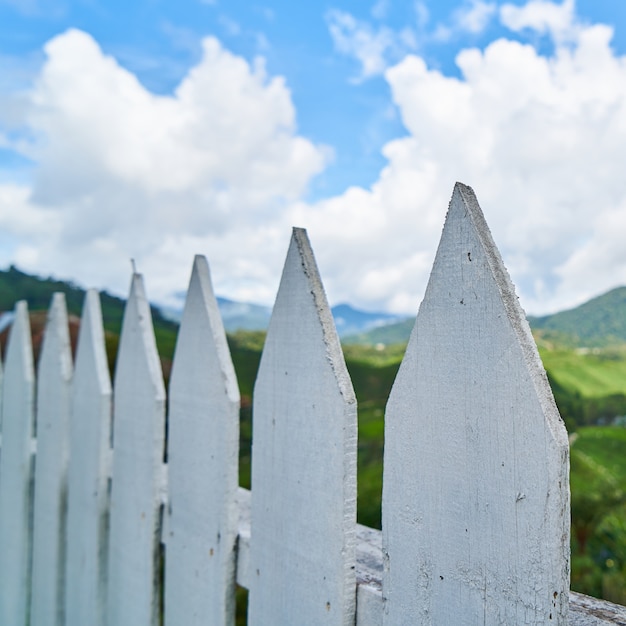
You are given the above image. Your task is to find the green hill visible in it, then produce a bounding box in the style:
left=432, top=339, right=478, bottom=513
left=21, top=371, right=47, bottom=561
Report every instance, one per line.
left=348, top=286, right=626, bottom=348
left=530, top=286, right=626, bottom=347
left=343, top=317, right=414, bottom=345
left=2, top=265, right=626, bottom=604
left=0, top=265, right=180, bottom=369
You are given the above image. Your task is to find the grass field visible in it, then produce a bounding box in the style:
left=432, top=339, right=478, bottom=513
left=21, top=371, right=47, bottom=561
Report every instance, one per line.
left=539, top=346, right=626, bottom=398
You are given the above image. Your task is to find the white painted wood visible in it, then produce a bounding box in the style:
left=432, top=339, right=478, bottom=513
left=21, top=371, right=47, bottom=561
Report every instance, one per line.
left=31, top=294, right=73, bottom=626
left=164, top=255, right=240, bottom=626
left=247, top=228, right=357, bottom=625
left=382, top=183, right=570, bottom=625
left=0, top=347, right=3, bottom=459
left=106, top=274, right=166, bottom=626
left=65, top=290, right=112, bottom=626
left=235, top=488, right=252, bottom=590
left=0, top=301, right=35, bottom=625
left=233, top=489, right=626, bottom=625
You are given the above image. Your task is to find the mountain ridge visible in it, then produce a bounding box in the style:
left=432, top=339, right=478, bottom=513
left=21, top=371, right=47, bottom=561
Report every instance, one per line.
left=2, top=264, right=626, bottom=348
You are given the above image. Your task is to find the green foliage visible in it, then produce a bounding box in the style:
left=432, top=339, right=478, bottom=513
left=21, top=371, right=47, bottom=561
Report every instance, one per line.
left=539, top=346, right=626, bottom=398
left=530, top=286, right=626, bottom=347
left=343, top=318, right=414, bottom=345
left=5, top=265, right=626, bottom=605
left=569, top=428, right=626, bottom=600
left=0, top=263, right=178, bottom=343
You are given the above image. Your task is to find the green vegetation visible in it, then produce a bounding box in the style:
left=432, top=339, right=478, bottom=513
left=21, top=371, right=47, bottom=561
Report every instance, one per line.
left=571, top=428, right=626, bottom=603
left=0, top=264, right=179, bottom=362
left=537, top=344, right=626, bottom=431
left=530, top=286, right=626, bottom=347
left=3, top=266, right=626, bottom=605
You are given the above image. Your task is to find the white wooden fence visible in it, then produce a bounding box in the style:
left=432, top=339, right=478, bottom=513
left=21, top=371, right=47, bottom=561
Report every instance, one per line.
left=0, top=183, right=624, bottom=625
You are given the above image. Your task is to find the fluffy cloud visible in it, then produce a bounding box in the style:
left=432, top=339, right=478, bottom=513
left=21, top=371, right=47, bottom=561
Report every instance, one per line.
left=0, top=29, right=327, bottom=305
left=326, top=9, right=416, bottom=80
left=4, top=2, right=626, bottom=318
left=455, top=1, right=497, bottom=34
left=295, top=3, right=626, bottom=315
left=500, top=0, right=577, bottom=42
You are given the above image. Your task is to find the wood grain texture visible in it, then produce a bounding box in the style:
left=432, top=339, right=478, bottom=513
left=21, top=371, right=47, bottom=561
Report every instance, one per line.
left=165, top=255, right=240, bottom=626
left=65, top=290, right=112, bottom=626
left=382, top=183, right=570, bottom=624
left=106, top=274, right=166, bottom=626
left=31, top=294, right=73, bottom=626
left=247, top=228, right=358, bottom=626
left=0, top=301, right=35, bottom=626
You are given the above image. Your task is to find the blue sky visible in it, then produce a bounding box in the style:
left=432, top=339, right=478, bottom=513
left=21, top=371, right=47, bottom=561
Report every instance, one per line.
left=1, top=0, right=626, bottom=315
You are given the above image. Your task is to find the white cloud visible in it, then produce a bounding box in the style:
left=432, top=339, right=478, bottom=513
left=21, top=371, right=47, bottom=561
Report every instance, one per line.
left=290, top=5, right=626, bottom=315
left=0, top=29, right=326, bottom=305
left=415, top=2, right=429, bottom=29
left=4, top=3, right=626, bottom=319
left=326, top=9, right=416, bottom=80
left=500, top=0, right=578, bottom=43
left=455, top=0, right=497, bottom=35
left=371, top=0, right=389, bottom=21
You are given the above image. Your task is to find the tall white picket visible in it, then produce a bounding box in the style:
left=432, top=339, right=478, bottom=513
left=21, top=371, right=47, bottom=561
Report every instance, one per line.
left=65, top=290, right=112, bottom=626
left=165, top=256, right=240, bottom=625
left=0, top=350, right=3, bottom=459
left=382, top=183, right=570, bottom=624
left=107, top=274, right=166, bottom=626
left=31, top=294, right=73, bottom=626
left=0, top=301, right=35, bottom=625
left=248, top=228, right=358, bottom=625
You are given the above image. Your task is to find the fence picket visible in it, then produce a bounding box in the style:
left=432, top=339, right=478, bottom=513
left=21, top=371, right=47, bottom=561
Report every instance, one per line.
left=106, top=274, right=166, bottom=626
left=31, top=294, right=73, bottom=626
left=382, top=183, right=570, bottom=624
left=0, top=343, right=3, bottom=458
left=0, top=301, right=35, bottom=626
left=65, top=290, right=112, bottom=626
left=165, top=255, right=240, bottom=625
left=247, top=228, right=358, bottom=625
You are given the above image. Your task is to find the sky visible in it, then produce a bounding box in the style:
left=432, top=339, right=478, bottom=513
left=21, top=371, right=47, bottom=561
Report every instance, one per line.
left=1, top=0, right=626, bottom=316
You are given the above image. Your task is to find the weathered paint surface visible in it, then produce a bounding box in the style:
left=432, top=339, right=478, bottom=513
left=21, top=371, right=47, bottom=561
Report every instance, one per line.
left=382, top=183, right=570, bottom=624
left=0, top=301, right=35, bottom=626
left=65, top=290, right=112, bottom=626
left=247, top=228, right=358, bottom=626
left=165, top=255, right=240, bottom=626
left=106, top=274, right=166, bottom=626
left=31, top=294, right=73, bottom=626
left=236, top=488, right=625, bottom=625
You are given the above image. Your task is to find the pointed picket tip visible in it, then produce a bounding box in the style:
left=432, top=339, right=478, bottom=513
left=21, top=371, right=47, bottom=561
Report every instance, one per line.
left=108, top=272, right=166, bottom=626
left=0, top=300, right=35, bottom=626
left=75, top=289, right=112, bottom=396
left=65, top=289, right=112, bottom=626
left=172, top=254, right=239, bottom=403
left=272, top=227, right=355, bottom=403
left=38, top=292, right=73, bottom=382
left=114, top=272, right=165, bottom=399
left=31, top=293, right=73, bottom=625
left=165, top=255, right=240, bottom=625
left=450, top=182, right=567, bottom=445
left=248, top=227, right=357, bottom=625
left=382, top=184, right=570, bottom=625
left=5, top=301, right=35, bottom=386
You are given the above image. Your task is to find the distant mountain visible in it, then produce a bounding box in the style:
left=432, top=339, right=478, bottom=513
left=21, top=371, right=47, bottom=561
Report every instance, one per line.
left=342, top=317, right=415, bottom=345
left=346, top=286, right=626, bottom=347
left=529, top=286, right=626, bottom=347
left=162, top=297, right=408, bottom=337
left=331, top=304, right=407, bottom=338
left=6, top=264, right=625, bottom=350
left=0, top=264, right=175, bottom=335
left=217, top=297, right=272, bottom=332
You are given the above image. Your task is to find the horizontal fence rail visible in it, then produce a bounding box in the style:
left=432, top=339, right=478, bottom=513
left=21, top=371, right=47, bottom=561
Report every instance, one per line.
left=0, top=183, right=623, bottom=624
